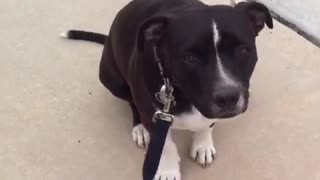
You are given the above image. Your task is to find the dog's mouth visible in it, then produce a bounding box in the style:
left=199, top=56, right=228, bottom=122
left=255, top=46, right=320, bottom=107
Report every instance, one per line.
left=194, top=104, right=246, bottom=119
left=218, top=112, right=238, bottom=119
left=215, top=108, right=246, bottom=119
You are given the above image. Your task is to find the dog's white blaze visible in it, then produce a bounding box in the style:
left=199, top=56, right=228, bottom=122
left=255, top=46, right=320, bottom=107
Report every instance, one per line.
left=212, top=21, right=238, bottom=87
left=230, top=0, right=247, bottom=6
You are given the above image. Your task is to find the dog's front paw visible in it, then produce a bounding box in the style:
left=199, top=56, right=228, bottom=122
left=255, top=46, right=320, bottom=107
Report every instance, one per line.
left=132, top=124, right=150, bottom=149
left=154, top=131, right=181, bottom=180
left=154, top=154, right=181, bottom=180
left=190, top=129, right=216, bottom=167
left=154, top=169, right=181, bottom=180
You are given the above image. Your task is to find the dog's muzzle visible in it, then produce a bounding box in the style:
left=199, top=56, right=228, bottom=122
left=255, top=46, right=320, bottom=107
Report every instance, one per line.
left=212, top=86, right=247, bottom=118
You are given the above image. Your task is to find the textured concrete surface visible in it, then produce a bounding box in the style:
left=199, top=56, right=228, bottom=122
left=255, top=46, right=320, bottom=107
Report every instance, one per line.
left=253, top=0, right=320, bottom=47
left=1, top=0, right=320, bottom=180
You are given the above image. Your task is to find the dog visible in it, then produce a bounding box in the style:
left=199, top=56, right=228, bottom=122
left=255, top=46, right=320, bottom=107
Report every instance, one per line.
left=61, top=0, right=273, bottom=179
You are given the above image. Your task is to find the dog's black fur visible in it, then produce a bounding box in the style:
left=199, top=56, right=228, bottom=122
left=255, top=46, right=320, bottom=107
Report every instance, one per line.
left=64, top=0, right=273, bottom=129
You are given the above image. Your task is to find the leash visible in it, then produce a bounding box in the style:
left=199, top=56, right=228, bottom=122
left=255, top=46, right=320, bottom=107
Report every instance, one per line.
left=142, top=46, right=176, bottom=180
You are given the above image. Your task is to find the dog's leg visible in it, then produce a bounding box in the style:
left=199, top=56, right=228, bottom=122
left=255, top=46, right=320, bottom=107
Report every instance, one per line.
left=130, top=102, right=141, bottom=127
left=154, top=129, right=181, bottom=180
left=190, top=127, right=216, bottom=167
left=132, top=123, right=150, bottom=149
left=130, top=102, right=149, bottom=149
left=131, top=103, right=150, bottom=149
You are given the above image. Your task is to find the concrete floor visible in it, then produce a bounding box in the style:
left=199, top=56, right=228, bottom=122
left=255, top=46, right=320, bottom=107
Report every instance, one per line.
left=1, top=0, right=320, bottom=179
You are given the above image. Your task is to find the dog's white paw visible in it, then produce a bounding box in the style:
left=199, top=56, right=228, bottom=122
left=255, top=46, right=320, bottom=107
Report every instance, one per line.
left=154, top=168, right=181, bottom=180
left=190, top=128, right=216, bottom=167
left=154, top=130, right=181, bottom=180
left=154, top=154, right=181, bottom=180
left=132, top=124, right=150, bottom=149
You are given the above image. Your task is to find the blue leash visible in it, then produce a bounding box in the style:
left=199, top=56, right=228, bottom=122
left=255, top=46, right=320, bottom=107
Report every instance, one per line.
left=142, top=46, right=175, bottom=180
left=143, top=113, right=172, bottom=180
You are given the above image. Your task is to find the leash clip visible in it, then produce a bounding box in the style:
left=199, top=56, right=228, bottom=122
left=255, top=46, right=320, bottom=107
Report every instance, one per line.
left=152, top=111, right=174, bottom=123
left=154, top=79, right=176, bottom=110
left=155, top=85, right=176, bottom=110
left=153, top=79, right=175, bottom=123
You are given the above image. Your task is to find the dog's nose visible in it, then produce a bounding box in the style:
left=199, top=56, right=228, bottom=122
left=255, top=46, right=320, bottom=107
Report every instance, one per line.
left=213, top=87, right=240, bottom=109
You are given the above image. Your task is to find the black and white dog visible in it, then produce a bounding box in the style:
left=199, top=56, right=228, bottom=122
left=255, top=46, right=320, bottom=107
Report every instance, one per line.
left=61, top=0, right=272, bottom=179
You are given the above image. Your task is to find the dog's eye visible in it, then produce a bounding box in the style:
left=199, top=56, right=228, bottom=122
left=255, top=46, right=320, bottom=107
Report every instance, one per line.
left=236, top=46, right=250, bottom=57
left=183, top=55, right=197, bottom=64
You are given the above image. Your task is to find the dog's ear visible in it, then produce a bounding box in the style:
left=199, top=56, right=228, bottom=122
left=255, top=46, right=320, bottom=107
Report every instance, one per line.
left=235, top=2, right=273, bottom=35
left=137, top=16, right=171, bottom=51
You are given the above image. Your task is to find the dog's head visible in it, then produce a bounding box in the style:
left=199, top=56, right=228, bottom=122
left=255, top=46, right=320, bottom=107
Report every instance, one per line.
left=138, top=2, right=273, bottom=119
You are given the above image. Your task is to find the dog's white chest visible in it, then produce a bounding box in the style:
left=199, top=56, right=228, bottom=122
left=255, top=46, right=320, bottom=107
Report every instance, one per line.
left=171, top=107, right=216, bottom=131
